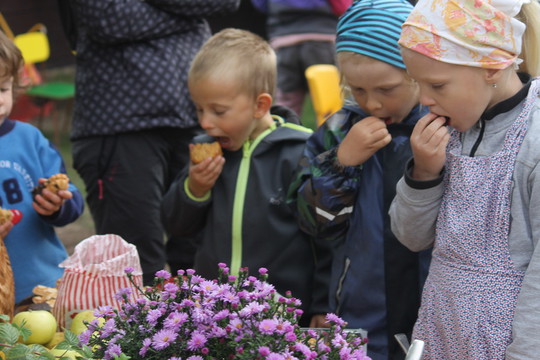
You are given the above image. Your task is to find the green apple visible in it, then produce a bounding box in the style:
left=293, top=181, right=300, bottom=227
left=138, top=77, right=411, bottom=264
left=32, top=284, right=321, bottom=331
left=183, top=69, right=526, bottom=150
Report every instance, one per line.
left=70, top=310, right=104, bottom=335
left=12, top=310, right=57, bottom=345
left=45, top=331, right=65, bottom=349
left=49, top=348, right=79, bottom=360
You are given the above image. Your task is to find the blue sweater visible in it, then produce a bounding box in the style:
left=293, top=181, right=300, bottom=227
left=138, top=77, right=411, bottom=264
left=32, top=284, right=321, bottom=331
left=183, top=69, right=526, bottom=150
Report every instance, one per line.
left=0, top=119, right=84, bottom=303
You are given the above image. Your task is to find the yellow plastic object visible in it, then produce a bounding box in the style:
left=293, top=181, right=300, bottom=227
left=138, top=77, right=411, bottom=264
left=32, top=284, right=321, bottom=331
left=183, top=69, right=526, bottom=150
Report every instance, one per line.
left=14, top=31, right=50, bottom=64
left=305, top=64, right=344, bottom=127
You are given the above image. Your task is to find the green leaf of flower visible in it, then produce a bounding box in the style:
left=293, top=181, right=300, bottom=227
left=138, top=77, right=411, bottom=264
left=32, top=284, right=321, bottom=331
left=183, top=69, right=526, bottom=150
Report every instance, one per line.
left=63, top=330, right=80, bottom=347
left=0, top=322, right=21, bottom=345
left=4, top=343, right=32, bottom=359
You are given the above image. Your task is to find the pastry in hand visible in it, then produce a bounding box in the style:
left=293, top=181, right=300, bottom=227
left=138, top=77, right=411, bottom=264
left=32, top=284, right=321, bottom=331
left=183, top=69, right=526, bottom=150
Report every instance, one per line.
left=190, top=142, right=223, bottom=164
left=0, top=207, right=21, bottom=225
left=0, top=208, right=13, bottom=225
left=32, top=173, right=70, bottom=197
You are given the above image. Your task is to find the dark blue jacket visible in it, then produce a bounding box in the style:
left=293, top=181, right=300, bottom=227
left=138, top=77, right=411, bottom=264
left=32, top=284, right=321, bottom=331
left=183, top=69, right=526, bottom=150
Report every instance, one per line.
left=162, top=106, right=332, bottom=323
left=288, top=104, right=431, bottom=360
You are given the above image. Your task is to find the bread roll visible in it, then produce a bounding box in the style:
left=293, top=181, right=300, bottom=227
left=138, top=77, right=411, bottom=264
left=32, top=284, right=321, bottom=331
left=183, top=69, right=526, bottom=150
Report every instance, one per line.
left=190, top=142, right=223, bottom=164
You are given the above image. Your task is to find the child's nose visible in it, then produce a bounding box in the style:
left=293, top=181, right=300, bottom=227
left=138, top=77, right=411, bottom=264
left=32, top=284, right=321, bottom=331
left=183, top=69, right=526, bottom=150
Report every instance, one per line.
left=419, top=92, right=436, bottom=107
left=198, top=114, right=214, bottom=130
left=365, top=95, right=382, bottom=113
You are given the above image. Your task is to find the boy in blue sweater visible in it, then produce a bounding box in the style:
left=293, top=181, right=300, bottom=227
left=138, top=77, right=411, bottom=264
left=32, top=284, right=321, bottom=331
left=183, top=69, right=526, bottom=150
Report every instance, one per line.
left=0, top=31, right=84, bottom=304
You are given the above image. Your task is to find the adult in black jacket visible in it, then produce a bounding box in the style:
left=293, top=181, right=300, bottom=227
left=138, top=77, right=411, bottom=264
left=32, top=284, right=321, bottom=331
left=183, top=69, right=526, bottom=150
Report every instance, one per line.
left=69, top=0, right=240, bottom=284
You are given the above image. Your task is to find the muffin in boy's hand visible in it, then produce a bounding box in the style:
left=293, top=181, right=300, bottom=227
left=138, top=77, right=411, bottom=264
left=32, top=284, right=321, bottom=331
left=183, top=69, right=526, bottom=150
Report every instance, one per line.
left=32, top=173, right=70, bottom=198
left=0, top=207, right=13, bottom=225
left=190, top=142, right=223, bottom=164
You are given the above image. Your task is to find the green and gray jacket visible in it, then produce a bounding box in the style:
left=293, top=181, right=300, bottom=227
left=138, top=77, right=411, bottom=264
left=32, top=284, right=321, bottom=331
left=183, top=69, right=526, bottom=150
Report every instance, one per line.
left=162, top=106, right=330, bottom=321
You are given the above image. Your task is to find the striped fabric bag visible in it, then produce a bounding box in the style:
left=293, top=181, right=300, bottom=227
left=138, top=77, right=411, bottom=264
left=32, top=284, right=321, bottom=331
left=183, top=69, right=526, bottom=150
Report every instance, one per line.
left=52, top=234, right=143, bottom=330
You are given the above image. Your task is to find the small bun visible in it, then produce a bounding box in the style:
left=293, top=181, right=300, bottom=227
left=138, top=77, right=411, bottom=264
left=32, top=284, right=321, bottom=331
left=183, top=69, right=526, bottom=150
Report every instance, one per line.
left=0, top=208, right=13, bottom=225
left=190, top=142, right=223, bottom=164
left=32, top=173, right=70, bottom=198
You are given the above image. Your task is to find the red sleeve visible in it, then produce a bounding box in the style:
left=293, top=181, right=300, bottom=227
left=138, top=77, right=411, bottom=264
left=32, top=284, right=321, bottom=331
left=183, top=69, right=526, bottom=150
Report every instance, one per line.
left=327, top=0, right=353, bottom=16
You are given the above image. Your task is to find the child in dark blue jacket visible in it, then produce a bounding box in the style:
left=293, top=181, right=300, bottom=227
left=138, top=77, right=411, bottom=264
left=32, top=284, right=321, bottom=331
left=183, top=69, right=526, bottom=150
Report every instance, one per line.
left=288, top=0, right=431, bottom=358
left=162, top=29, right=330, bottom=326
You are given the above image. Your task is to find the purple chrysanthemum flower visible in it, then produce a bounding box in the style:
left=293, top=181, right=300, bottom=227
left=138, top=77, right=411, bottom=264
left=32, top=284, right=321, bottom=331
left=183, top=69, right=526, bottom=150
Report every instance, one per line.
left=103, top=343, right=122, bottom=360
left=187, top=331, right=207, bottom=351
left=163, top=311, right=188, bottom=330
left=293, top=342, right=311, bottom=356
left=331, top=333, right=345, bottom=347
left=258, top=319, right=277, bottom=334
left=239, top=302, right=264, bottom=317
left=267, top=353, right=285, bottom=360
left=78, top=328, right=92, bottom=344
left=155, top=270, right=171, bottom=279
left=114, top=287, right=133, bottom=302
left=180, top=299, right=195, bottom=307
left=191, top=275, right=204, bottom=284
left=146, top=308, right=163, bottom=325
left=212, top=326, right=228, bottom=338
left=152, top=329, right=178, bottom=350
left=285, top=331, right=297, bottom=341
left=100, top=318, right=117, bottom=337
left=229, top=318, right=243, bottom=332
left=94, top=305, right=115, bottom=318
left=256, top=346, right=270, bottom=356
left=198, top=280, right=217, bottom=292
left=139, top=338, right=152, bottom=356
left=258, top=267, right=268, bottom=275
left=186, top=356, right=203, bottom=360
left=164, top=282, right=179, bottom=294
left=213, top=309, right=230, bottom=321
left=124, top=267, right=134, bottom=274
left=326, top=313, right=346, bottom=327
left=318, top=341, right=331, bottom=353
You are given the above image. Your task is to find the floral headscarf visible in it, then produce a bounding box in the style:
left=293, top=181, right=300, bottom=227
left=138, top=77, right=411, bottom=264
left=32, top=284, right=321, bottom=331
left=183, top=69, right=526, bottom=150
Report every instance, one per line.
left=398, top=0, right=530, bottom=69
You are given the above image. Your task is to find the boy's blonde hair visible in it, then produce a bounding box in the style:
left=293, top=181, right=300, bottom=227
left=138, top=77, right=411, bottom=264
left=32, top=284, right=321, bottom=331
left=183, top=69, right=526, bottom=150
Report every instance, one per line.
left=188, top=28, right=276, bottom=99
left=0, top=31, right=23, bottom=91
left=517, top=0, right=540, bottom=77
left=336, top=51, right=414, bottom=99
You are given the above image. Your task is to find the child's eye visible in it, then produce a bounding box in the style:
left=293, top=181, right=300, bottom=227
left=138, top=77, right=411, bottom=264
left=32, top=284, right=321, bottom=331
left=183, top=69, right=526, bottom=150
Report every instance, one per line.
left=379, top=86, right=396, bottom=93
left=431, top=83, right=444, bottom=90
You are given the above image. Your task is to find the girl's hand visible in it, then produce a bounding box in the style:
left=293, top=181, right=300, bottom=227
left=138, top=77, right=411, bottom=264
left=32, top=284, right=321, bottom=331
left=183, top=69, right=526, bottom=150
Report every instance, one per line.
left=410, top=113, right=450, bottom=180
left=188, top=152, right=225, bottom=198
left=0, top=220, right=13, bottom=239
left=32, top=178, right=73, bottom=216
left=337, top=116, right=391, bottom=166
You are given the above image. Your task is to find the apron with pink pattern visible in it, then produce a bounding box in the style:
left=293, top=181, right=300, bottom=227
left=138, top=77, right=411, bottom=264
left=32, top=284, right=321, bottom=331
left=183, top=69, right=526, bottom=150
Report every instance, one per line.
left=414, top=80, right=540, bottom=359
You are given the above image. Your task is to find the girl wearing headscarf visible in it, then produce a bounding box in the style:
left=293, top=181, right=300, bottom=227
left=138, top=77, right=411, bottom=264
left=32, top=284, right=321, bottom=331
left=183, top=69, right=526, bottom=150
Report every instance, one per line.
left=288, top=0, right=431, bottom=358
left=389, top=0, right=540, bottom=358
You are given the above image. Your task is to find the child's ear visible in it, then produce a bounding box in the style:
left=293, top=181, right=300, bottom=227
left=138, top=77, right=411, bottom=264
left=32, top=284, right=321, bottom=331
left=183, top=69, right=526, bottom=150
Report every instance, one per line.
left=254, top=93, right=272, bottom=118
left=485, top=68, right=503, bottom=85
